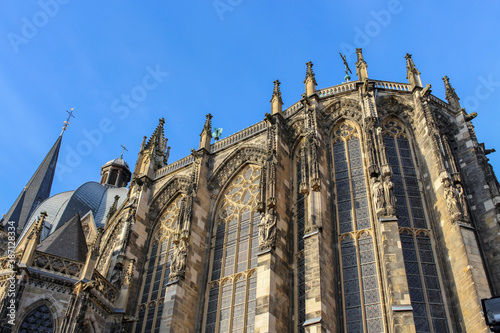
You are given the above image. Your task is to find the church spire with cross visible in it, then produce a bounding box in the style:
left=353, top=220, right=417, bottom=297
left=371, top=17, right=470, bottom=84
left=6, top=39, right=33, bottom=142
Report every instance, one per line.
left=2, top=109, right=74, bottom=235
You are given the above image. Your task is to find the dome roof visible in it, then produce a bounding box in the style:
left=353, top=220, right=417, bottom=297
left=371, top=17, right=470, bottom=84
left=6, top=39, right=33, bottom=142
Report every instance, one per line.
left=18, top=181, right=128, bottom=244
left=102, top=157, right=130, bottom=170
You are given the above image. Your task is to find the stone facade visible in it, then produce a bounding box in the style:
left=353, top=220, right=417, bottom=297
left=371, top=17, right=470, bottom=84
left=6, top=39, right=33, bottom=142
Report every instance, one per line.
left=1, top=49, right=499, bottom=332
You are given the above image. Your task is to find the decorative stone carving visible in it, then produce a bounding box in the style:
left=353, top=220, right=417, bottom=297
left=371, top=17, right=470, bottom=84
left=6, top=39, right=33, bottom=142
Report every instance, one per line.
left=110, top=263, right=123, bottom=290
left=372, top=178, right=385, bottom=216
left=208, top=146, right=267, bottom=190
left=169, top=239, right=187, bottom=281
left=258, top=210, right=277, bottom=251
left=321, top=98, right=363, bottom=133
left=123, top=259, right=135, bottom=286
left=308, top=135, right=321, bottom=191
left=383, top=176, right=397, bottom=216
left=455, top=183, right=469, bottom=221
left=148, top=177, right=190, bottom=223
left=443, top=179, right=461, bottom=222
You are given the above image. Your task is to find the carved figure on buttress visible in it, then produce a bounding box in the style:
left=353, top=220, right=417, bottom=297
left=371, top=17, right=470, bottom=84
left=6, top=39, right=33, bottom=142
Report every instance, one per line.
left=383, top=177, right=397, bottom=215
left=443, top=179, right=461, bottom=221
left=110, top=264, right=123, bottom=289
left=171, top=240, right=187, bottom=276
left=372, top=178, right=385, bottom=216
left=455, top=183, right=469, bottom=220
left=258, top=211, right=277, bottom=250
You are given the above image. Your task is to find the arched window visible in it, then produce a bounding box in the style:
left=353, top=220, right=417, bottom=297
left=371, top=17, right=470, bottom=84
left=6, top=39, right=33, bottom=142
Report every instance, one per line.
left=204, top=164, right=261, bottom=333
left=109, top=170, right=118, bottom=185
left=135, top=196, right=183, bottom=333
left=382, top=119, right=449, bottom=332
left=101, top=172, right=108, bottom=184
left=331, top=122, right=384, bottom=332
left=19, top=304, right=54, bottom=333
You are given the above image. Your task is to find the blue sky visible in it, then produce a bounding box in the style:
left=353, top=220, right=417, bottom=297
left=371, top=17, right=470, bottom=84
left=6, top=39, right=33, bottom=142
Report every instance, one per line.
left=1, top=1, right=499, bottom=216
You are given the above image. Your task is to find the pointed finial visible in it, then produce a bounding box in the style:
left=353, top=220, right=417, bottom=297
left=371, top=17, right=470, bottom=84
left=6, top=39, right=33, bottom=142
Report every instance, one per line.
left=61, top=108, right=75, bottom=136
left=159, top=117, right=165, bottom=125
left=405, top=53, right=422, bottom=88
left=305, top=61, right=314, bottom=77
left=203, top=113, right=213, bottom=134
left=355, top=48, right=368, bottom=81
left=35, top=211, right=47, bottom=235
left=199, top=113, right=213, bottom=151
left=140, top=136, right=147, bottom=152
left=120, top=144, right=128, bottom=159
left=91, top=226, right=104, bottom=257
left=304, top=61, right=317, bottom=95
left=270, top=80, right=283, bottom=115
left=339, top=53, right=352, bottom=82
left=442, top=76, right=461, bottom=110
left=273, top=80, right=281, bottom=95
left=28, top=211, right=47, bottom=240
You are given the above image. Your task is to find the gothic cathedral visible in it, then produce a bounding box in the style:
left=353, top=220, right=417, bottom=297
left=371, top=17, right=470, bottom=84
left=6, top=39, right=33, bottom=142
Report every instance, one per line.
left=1, top=49, right=499, bottom=332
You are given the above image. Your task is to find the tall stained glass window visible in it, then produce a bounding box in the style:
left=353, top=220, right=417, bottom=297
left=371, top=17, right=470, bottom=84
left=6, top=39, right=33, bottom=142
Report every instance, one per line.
left=135, top=196, right=183, bottom=333
left=382, top=119, right=449, bottom=333
left=204, top=164, right=261, bottom=333
left=332, top=122, right=384, bottom=333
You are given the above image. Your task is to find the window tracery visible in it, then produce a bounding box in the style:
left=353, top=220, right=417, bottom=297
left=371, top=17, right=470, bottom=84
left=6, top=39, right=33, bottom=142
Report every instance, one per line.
left=382, top=118, right=449, bottom=332
left=332, top=121, right=384, bottom=332
left=19, top=304, right=54, bottom=333
left=204, top=164, right=261, bottom=333
left=135, top=195, right=183, bottom=333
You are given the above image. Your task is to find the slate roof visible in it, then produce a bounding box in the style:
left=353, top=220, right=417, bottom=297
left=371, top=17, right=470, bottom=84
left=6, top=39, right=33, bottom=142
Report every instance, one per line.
left=18, top=182, right=128, bottom=244
left=36, top=213, right=88, bottom=262
left=3, top=135, right=62, bottom=235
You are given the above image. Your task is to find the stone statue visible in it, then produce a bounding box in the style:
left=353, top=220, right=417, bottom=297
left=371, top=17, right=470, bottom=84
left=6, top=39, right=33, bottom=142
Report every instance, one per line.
left=371, top=178, right=385, bottom=216
left=170, top=240, right=187, bottom=280
left=443, top=179, right=461, bottom=221
left=455, top=183, right=469, bottom=220
left=110, top=264, right=123, bottom=289
left=383, top=177, right=396, bottom=215
left=258, top=211, right=277, bottom=251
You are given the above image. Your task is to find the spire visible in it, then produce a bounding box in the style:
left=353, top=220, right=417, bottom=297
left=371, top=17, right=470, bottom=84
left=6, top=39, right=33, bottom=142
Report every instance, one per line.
left=3, top=135, right=63, bottom=235
left=144, top=118, right=170, bottom=170
left=304, top=61, right=317, bottom=96
left=405, top=53, right=422, bottom=88
left=270, top=80, right=283, bottom=115
left=199, top=113, right=213, bottom=151
left=442, top=76, right=461, bottom=110
left=355, top=48, right=368, bottom=81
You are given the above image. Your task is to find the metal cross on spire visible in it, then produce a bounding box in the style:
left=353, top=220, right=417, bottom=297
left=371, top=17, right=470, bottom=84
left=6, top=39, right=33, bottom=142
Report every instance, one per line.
left=61, top=108, right=75, bottom=135
left=120, top=144, right=128, bottom=159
